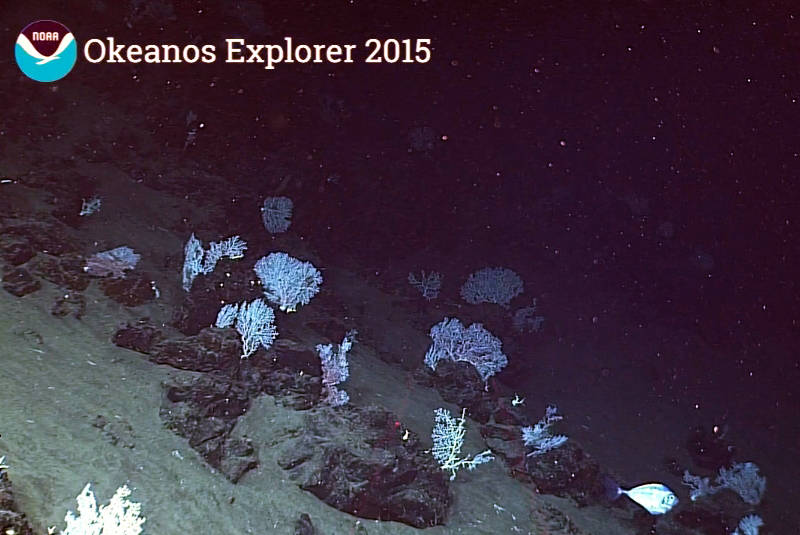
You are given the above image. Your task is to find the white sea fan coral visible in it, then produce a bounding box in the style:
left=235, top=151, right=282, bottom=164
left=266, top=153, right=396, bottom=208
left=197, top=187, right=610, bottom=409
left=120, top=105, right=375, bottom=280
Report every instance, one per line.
left=424, top=317, right=508, bottom=384
left=460, top=267, right=523, bottom=307
left=62, top=483, right=145, bottom=535
left=203, top=235, right=247, bottom=271
left=408, top=270, right=442, bottom=300
left=431, top=407, right=494, bottom=480
left=182, top=233, right=205, bottom=291
left=79, top=196, right=102, bottom=216
left=261, top=196, right=293, bottom=233
left=215, top=298, right=278, bottom=358
left=84, top=246, right=140, bottom=278
left=181, top=233, right=247, bottom=291
left=683, top=461, right=767, bottom=506
left=316, top=330, right=357, bottom=406
left=215, top=302, right=238, bottom=329
left=254, top=252, right=322, bottom=312
left=682, top=470, right=715, bottom=501
left=716, top=462, right=766, bottom=505
left=521, top=405, right=568, bottom=456
left=513, top=298, right=545, bottom=333
left=733, top=514, right=764, bottom=535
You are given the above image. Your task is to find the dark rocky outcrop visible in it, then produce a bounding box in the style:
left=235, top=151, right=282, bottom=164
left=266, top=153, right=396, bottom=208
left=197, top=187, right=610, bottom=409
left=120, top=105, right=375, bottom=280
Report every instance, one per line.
left=51, top=292, right=87, bottom=319
left=160, top=373, right=259, bottom=483
left=100, top=273, right=157, bottom=307
left=32, top=254, right=90, bottom=291
left=2, top=267, right=41, bottom=297
left=112, top=320, right=449, bottom=524
left=278, top=405, right=451, bottom=528
left=0, top=467, right=35, bottom=535
left=414, top=360, right=497, bottom=424
left=113, top=322, right=321, bottom=481
left=112, top=321, right=165, bottom=354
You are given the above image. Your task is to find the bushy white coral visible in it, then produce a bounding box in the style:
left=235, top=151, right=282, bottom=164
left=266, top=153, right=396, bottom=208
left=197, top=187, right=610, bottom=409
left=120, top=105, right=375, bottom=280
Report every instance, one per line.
left=682, top=461, right=766, bottom=505
left=521, top=405, right=568, bottom=456
left=254, top=252, right=322, bottom=312
left=460, top=267, right=523, bottom=308
left=181, top=233, right=205, bottom=291
left=512, top=299, right=545, bottom=333
left=716, top=462, right=766, bottom=505
left=204, top=236, right=247, bottom=269
left=181, top=233, right=247, bottom=291
left=79, top=196, right=102, bottom=216
left=215, top=302, right=239, bottom=329
left=431, top=407, right=494, bottom=480
left=733, top=514, right=764, bottom=535
left=83, top=246, right=141, bottom=278
left=408, top=270, right=442, bottom=300
left=261, top=196, right=293, bottom=233
left=62, top=483, right=145, bottom=535
left=682, top=470, right=715, bottom=501
left=316, top=330, right=357, bottom=406
left=216, top=298, right=278, bottom=358
left=424, top=318, right=507, bottom=384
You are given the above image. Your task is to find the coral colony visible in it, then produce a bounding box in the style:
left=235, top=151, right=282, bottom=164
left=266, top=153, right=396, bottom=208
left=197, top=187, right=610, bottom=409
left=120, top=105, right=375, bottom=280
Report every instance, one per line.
left=83, top=246, right=140, bottom=278
left=316, top=329, right=357, bottom=406
left=460, top=266, right=523, bottom=308
left=215, top=298, right=278, bottom=358
left=253, top=252, right=322, bottom=312
left=431, top=407, right=494, bottom=480
left=408, top=269, right=442, bottom=300
left=181, top=233, right=247, bottom=291
left=733, top=514, right=764, bottom=535
left=521, top=405, right=569, bottom=457
left=61, top=483, right=145, bottom=535
left=424, top=317, right=508, bottom=385
left=512, top=299, right=546, bottom=333
left=79, top=195, right=102, bottom=216
left=683, top=461, right=767, bottom=505
left=261, top=195, right=293, bottom=233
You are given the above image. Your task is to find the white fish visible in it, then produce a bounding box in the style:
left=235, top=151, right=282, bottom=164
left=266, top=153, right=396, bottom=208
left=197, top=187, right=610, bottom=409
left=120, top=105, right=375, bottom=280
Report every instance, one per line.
left=605, top=477, right=679, bottom=515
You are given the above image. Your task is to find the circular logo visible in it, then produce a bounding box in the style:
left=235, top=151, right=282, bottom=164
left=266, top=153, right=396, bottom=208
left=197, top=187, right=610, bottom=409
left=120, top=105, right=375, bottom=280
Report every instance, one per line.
left=15, top=20, right=77, bottom=82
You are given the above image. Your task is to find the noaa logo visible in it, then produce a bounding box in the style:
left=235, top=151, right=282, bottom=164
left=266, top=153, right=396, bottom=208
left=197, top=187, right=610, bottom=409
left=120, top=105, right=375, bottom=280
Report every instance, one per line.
left=15, top=20, right=77, bottom=82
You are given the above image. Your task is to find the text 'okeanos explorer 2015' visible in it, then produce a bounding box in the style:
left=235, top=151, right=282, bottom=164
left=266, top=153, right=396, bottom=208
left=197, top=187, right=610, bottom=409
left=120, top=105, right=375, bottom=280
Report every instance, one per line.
left=83, top=37, right=432, bottom=70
